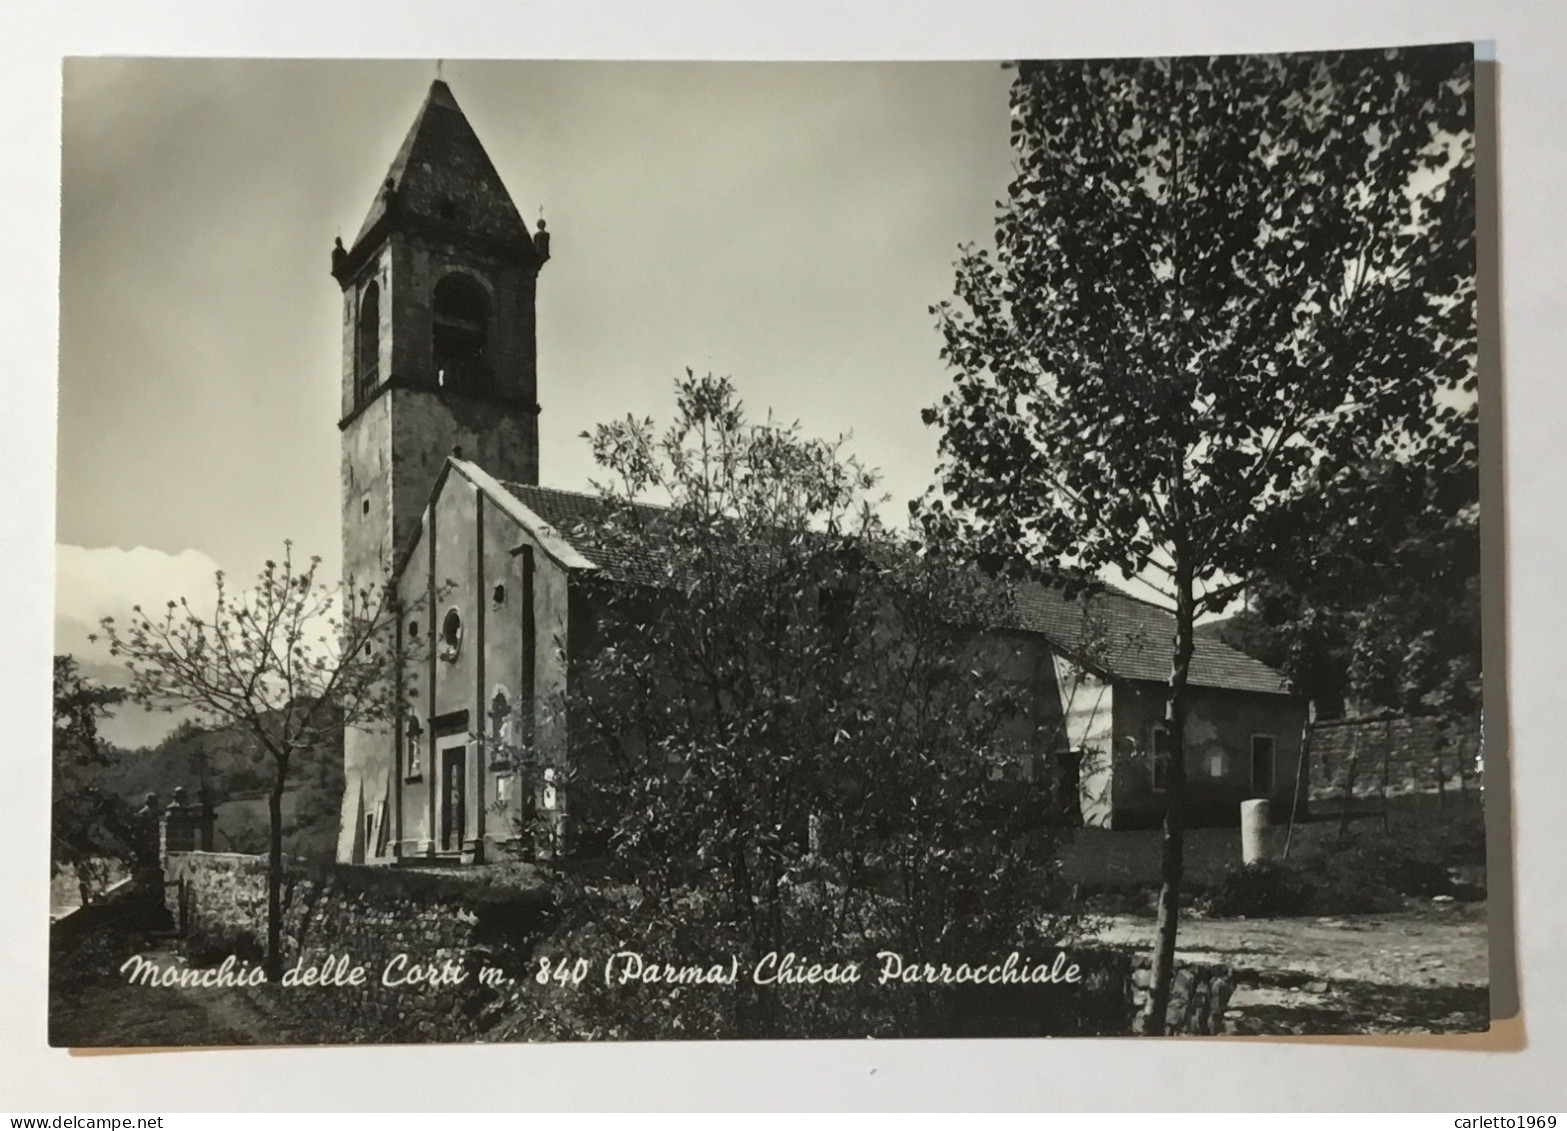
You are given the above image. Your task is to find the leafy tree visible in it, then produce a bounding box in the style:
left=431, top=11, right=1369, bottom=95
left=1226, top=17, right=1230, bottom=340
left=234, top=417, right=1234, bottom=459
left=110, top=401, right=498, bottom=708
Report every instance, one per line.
left=95, top=545, right=405, bottom=978
left=1244, top=449, right=1480, bottom=723
left=919, top=48, right=1475, bottom=1032
left=506, top=373, right=1080, bottom=1038
left=52, top=655, right=140, bottom=898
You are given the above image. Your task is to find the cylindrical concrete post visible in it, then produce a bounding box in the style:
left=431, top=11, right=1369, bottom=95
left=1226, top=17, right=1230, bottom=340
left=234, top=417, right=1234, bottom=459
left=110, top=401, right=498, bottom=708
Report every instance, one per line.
left=1240, top=799, right=1272, bottom=865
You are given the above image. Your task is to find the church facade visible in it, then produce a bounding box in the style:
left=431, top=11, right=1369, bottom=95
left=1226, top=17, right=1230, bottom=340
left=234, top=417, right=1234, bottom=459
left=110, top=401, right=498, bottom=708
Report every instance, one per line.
left=333, top=81, right=1309, bottom=865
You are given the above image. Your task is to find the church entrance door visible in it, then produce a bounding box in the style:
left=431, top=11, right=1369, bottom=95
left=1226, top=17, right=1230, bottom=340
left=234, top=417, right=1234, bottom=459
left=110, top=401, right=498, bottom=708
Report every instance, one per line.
left=440, top=745, right=467, bottom=853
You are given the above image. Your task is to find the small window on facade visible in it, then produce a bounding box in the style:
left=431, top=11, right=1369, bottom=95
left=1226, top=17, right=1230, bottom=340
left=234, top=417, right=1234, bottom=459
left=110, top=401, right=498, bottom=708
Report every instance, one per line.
left=440, top=607, right=464, bottom=661
left=493, top=583, right=507, bottom=606
left=1250, top=735, right=1276, bottom=797
left=404, top=714, right=424, bottom=779
left=362, top=495, right=371, bottom=517
left=363, top=641, right=373, bottom=657
left=1150, top=726, right=1172, bottom=792
left=408, top=619, right=420, bottom=638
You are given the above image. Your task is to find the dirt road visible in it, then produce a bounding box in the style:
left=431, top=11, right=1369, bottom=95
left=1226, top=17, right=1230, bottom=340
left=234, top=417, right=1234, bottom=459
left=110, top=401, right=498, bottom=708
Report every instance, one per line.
left=1086, top=902, right=1491, bottom=1034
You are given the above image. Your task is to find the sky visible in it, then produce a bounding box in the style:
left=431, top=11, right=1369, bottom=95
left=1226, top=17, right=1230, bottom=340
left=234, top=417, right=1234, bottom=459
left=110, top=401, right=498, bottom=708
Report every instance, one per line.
left=56, top=59, right=1020, bottom=744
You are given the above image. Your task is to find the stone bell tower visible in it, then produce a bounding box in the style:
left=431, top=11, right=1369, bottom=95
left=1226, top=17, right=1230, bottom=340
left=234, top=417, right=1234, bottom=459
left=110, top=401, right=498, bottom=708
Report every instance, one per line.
left=332, top=78, right=550, bottom=592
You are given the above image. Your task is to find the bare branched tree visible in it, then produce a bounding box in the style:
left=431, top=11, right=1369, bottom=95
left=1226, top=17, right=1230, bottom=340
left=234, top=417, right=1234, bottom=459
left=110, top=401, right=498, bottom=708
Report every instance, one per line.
left=95, top=543, right=409, bottom=978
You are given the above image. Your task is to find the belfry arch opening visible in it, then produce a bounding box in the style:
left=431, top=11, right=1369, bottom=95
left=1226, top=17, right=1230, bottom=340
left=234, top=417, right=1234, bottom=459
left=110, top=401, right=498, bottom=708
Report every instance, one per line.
left=432, top=273, right=491, bottom=388
left=356, top=281, right=380, bottom=402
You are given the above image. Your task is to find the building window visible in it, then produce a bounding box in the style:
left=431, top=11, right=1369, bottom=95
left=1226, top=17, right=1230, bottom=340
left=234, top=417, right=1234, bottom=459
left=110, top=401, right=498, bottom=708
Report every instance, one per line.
left=361, top=495, right=371, bottom=517
left=1150, top=726, right=1172, bottom=792
left=356, top=281, right=380, bottom=402
left=432, top=273, right=490, bottom=388
left=1250, top=735, right=1276, bottom=797
left=440, top=607, right=464, bottom=661
left=493, top=583, right=507, bottom=606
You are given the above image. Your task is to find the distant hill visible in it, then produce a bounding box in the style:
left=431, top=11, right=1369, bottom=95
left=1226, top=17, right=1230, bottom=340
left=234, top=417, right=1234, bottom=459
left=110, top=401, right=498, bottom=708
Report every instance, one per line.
left=1194, top=616, right=1232, bottom=641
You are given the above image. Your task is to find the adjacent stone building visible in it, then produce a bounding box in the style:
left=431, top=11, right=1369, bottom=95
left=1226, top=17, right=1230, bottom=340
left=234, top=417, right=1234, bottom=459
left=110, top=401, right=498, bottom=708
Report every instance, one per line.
left=334, top=80, right=1307, bottom=864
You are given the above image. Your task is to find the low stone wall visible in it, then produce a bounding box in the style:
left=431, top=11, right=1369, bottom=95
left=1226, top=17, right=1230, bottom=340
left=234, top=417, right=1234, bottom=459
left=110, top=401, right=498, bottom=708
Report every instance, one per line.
left=163, top=852, right=554, bottom=1042
left=1129, top=955, right=1235, bottom=1035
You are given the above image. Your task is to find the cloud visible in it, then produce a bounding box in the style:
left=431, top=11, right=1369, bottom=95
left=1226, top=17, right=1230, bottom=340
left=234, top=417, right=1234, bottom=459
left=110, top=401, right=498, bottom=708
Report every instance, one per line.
left=55, top=544, right=224, bottom=646
left=55, top=544, right=224, bottom=747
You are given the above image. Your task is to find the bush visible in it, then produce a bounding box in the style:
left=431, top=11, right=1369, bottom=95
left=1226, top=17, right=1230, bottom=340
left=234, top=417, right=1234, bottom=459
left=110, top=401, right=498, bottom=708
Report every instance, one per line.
left=1205, top=860, right=1316, bottom=917
left=185, top=922, right=266, bottom=968
left=1199, top=805, right=1487, bottom=918
left=1293, top=806, right=1486, bottom=912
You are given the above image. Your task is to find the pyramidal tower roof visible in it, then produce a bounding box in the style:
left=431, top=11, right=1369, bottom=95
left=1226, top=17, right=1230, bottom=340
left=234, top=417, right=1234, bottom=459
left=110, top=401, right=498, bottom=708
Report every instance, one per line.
left=350, top=79, right=535, bottom=258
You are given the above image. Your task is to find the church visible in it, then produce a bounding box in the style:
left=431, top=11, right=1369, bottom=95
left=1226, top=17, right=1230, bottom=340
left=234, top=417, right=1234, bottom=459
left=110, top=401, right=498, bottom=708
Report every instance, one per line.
left=332, top=80, right=1308, bottom=866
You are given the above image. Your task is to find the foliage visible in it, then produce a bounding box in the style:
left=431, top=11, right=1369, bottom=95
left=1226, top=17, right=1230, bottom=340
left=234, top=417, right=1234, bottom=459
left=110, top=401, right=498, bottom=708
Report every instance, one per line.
left=1202, top=797, right=1485, bottom=918
left=500, top=373, right=1080, bottom=1037
left=918, top=48, right=1475, bottom=1031
left=52, top=655, right=144, bottom=893
left=1205, top=859, right=1318, bottom=918
left=94, top=543, right=407, bottom=977
left=1228, top=452, right=1480, bottom=722
left=95, top=546, right=395, bottom=746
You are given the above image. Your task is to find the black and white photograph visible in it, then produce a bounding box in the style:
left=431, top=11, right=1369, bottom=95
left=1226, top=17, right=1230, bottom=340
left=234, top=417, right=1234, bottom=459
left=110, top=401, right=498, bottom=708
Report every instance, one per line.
left=47, top=47, right=1488, bottom=1049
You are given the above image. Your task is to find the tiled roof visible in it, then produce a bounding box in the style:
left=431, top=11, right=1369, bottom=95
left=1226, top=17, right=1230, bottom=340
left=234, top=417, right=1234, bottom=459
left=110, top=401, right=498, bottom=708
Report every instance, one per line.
left=1010, top=581, right=1290, bottom=695
left=498, top=482, right=1290, bottom=697
left=501, top=483, right=675, bottom=588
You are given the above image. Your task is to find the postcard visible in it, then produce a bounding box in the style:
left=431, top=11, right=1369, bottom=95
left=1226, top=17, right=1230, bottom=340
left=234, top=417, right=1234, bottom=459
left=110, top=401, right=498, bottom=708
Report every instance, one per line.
left=50, top=48, right=1486, bottom=1046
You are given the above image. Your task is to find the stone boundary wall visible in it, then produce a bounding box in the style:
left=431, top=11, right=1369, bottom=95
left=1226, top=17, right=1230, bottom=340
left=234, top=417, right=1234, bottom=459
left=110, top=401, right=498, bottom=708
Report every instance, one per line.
left=1308, top=714, right=1482, bottom=803
left=163, top=851, right=554, bottom=1042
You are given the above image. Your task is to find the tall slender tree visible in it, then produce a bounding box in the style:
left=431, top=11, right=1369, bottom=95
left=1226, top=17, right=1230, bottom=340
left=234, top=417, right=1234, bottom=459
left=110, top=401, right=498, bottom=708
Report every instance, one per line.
left=920, top=47, right=1475, bottom=1032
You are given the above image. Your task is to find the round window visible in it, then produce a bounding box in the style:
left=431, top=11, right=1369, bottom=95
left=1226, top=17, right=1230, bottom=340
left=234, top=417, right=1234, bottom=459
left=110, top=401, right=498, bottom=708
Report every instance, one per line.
left=439, top=607, right=463, bottom=661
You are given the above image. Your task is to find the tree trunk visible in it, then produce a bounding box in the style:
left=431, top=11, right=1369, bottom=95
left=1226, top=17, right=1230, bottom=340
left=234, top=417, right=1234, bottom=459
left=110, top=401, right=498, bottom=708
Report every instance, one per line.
left=1379, top=715, right=1393, bottom=833
left=1144, top=562, right=1195, bottom=1036
left=264, top=757, right=287, bottom=981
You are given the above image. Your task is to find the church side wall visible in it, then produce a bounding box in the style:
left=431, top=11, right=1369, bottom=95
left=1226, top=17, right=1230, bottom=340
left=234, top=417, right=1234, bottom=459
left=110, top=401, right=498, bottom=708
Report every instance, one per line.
left=1110, top=682, right=1307, bottom=828
left=979, top=631, right=1069, bottom=777
left=1048, top=654, right=1115, bottom=828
